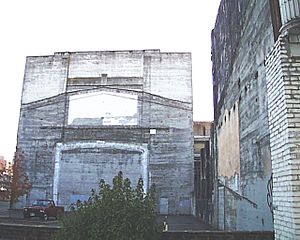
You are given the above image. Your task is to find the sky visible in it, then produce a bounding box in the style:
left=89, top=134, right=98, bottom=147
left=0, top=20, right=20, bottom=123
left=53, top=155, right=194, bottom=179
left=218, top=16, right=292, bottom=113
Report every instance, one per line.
left=0, top=0, right=220, bottom=161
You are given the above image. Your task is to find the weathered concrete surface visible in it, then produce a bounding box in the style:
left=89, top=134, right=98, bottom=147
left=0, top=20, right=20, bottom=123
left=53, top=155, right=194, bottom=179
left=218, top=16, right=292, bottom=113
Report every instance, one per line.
left=193, top=122, right=213, bottom=224
left=21, top=54, right=69, bottom=104
left=212, top=0, right=274, bottom=231
left=17, top=50, right=193, bottom=215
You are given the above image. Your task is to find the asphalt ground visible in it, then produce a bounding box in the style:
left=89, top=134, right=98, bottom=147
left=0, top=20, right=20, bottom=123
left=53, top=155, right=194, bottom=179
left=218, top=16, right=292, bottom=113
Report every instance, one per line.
left=0, top=201, right=59, bottom=226
left=0, top=200, right=212, bottom=230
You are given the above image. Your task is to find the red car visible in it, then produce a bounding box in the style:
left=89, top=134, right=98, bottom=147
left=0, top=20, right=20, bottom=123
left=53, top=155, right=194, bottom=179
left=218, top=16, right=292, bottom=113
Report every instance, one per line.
left=23, top=199, right=64, bottom=220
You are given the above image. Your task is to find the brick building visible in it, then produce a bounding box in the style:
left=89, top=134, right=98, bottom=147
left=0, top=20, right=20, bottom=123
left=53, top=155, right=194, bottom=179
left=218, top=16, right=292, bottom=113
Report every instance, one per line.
left=265, top=1, right=300, bottom=238
left=212, top=0, right=300, bottom=238
left=17, top=50, right=194, bottom=215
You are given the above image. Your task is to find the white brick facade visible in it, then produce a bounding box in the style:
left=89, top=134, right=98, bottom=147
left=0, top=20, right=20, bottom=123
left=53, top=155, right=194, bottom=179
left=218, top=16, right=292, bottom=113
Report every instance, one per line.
left=266, top=34, right=300, bottom=239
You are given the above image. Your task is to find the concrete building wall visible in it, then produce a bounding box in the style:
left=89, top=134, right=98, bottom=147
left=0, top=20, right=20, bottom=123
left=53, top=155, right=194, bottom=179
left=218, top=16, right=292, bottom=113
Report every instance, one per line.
left=54, top=141, right=148, bottom=206
left=67, top=50, right=192, bottom=103
left=212, top=0, right=274, bottom=231
left=213, top=0, right=300, bottom=236
left=68, top=51, right=144, bottom=78
left=194, top=121, right=212, bottom=137
left=193, top=122, right=213, bottom=223
left=21, top=53, right=68, bottom=104
left=17, top=50, right=193, bottom=215
left=145, top=53, right=192, bottom=103
left=17, top=95, right=66, bottom=200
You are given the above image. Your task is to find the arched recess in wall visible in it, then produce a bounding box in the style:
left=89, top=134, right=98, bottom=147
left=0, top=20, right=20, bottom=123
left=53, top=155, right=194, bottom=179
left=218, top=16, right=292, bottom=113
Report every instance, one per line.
left=67, top=89, right=139, bottom=126
left=53, top=141, right=149, bottom=206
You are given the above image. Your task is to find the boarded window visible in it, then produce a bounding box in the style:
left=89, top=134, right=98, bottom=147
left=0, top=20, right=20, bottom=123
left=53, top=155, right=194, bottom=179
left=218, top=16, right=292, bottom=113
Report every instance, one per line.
left=159, top=197, right=169, bottom=214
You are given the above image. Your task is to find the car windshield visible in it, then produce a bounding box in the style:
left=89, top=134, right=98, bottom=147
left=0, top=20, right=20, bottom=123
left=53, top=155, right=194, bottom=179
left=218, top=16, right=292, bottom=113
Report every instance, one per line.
left=32, top=200, right=51, bottom=206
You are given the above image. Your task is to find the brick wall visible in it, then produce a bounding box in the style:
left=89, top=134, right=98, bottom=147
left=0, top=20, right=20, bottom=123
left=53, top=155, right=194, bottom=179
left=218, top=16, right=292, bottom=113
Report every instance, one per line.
left=266, top=32, right=300, bottom=239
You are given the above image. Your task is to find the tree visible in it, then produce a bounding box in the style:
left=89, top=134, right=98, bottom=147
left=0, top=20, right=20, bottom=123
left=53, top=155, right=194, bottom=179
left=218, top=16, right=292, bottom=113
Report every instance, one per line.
left=9, top=146, right=32, bottom=208
left=56, top=171, right=162, bottom=240
left=0, top=163, right=11, bottom=200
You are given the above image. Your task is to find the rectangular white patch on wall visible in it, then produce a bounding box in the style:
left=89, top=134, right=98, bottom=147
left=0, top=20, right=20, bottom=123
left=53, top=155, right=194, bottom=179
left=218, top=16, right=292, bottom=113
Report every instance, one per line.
left=68, top=92, right=138, bottom=126
left=150, top=129, right=156, bottom=135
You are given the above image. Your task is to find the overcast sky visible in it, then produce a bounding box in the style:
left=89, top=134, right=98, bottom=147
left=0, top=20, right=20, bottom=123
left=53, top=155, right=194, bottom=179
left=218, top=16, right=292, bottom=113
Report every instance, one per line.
left=0, top=0, right=220, bottom=160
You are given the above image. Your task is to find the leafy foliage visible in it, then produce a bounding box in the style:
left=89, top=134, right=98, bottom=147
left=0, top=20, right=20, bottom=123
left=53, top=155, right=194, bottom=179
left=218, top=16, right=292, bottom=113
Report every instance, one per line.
left=56, top=171, right=162, bottom=240
left=0, top=163, right=11, bottom=200
left=9, top=147, right=32, bottom=207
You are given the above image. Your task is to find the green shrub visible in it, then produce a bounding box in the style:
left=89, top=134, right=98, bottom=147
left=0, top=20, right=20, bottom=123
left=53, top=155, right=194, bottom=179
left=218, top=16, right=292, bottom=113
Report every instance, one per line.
left=55, top=171, right=162, bottom=240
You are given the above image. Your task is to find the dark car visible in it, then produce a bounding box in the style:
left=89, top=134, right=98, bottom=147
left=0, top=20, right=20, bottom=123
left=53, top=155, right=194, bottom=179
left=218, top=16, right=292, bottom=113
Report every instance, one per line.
left=23, top=199, right=64, bottom=220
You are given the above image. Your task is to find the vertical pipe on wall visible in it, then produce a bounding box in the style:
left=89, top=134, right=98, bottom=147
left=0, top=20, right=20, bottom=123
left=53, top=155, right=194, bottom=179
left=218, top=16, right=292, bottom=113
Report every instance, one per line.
left=224, top=186, right=226, bottom=230
left=269, top=0, right=283, bottom=40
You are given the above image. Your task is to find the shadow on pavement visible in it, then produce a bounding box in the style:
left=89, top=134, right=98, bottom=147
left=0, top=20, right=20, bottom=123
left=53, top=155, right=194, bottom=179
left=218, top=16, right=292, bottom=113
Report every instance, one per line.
left=157, top=215, right=213, bottom=231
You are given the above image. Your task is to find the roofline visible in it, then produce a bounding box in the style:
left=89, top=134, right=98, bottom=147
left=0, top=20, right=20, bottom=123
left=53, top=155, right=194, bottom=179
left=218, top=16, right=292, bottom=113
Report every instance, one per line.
left=26, top=49, right=191, bottom=58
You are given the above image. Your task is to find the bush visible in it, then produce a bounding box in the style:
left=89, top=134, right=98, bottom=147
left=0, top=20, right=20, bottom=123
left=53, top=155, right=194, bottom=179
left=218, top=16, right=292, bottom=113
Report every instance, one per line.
left=56, top=171, right=162, bottom=240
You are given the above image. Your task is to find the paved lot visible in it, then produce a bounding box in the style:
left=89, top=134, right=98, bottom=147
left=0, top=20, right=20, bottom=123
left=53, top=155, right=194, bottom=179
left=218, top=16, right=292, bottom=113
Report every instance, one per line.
left=0, top=201, right=58, bottom=226
left=0, top=200, right=212, bottom=230
left=157, top=215, right=213, bottom=231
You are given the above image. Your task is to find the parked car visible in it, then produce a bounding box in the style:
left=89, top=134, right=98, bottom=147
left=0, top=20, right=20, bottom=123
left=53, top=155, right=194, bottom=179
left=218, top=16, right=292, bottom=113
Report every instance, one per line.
left=23, top=199, right=64, bottom=220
